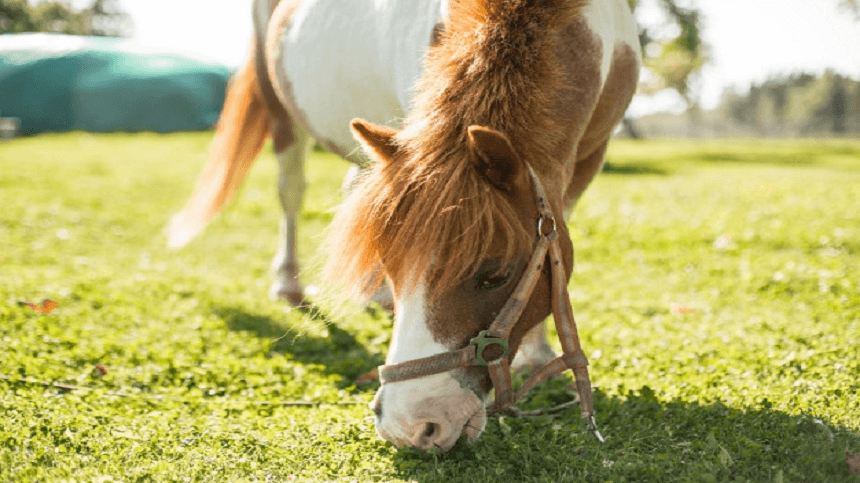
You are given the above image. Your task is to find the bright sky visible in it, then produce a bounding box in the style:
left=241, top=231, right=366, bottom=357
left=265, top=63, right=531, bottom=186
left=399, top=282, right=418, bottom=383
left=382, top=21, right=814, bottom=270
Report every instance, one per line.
left=104, top=0, right=860, bottom=116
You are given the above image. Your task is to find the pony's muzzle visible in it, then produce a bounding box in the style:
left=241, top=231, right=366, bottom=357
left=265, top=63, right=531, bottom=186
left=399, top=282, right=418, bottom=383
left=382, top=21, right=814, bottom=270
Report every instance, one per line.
left=370, top=386, right=487, bottom=451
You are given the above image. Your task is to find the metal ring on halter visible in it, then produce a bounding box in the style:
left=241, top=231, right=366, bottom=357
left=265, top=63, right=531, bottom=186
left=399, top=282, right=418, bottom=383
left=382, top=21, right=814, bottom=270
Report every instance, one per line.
left=537, top=214, right=556, bottom=237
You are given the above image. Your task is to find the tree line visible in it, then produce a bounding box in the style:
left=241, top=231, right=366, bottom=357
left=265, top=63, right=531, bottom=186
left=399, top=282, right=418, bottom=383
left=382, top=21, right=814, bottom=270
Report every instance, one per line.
left=632, top=71, right=860, bottom=138
left=719, top=72, right=860, bottom=137
left=3, top=0, right=858, bottom=138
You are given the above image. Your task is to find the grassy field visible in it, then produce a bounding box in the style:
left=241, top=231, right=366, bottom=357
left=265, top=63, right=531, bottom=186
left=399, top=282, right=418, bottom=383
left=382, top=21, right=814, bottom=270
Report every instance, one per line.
left=1, top=132, right=859, bottom=482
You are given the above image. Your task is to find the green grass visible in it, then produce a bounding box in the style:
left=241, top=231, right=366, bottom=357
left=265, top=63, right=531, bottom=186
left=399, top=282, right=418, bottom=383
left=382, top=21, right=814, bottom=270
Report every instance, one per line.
left=1, top=133, right=859, bottom=482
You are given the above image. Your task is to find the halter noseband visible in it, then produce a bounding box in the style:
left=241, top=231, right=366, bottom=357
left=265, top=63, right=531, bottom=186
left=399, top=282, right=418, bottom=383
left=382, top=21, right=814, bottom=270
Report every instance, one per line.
left=377, top=165, right=604, bottom=443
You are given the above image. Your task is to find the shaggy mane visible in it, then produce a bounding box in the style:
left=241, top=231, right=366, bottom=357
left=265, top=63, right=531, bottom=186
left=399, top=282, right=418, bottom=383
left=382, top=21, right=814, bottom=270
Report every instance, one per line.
left=325, top=0, right=589, bottom=299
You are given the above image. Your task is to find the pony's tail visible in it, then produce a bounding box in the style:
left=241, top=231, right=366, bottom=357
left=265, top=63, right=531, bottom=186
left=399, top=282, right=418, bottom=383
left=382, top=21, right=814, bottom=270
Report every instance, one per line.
left=168, top=54, right=271, bottom=248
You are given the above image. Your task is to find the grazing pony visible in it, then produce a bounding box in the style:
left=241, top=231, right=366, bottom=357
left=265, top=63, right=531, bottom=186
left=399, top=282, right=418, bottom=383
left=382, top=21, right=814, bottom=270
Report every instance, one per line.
left=169, top=0, right=639, bottom=451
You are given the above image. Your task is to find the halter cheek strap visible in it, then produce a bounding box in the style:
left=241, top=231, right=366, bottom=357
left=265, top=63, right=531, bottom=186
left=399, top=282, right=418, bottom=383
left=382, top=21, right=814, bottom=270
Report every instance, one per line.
left=377, top=165, right=604, bottom=443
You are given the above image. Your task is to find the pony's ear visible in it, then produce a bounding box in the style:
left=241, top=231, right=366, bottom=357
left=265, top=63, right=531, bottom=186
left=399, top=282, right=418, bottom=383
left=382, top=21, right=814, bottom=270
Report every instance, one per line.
left=350, top=118, right=399, bottom=164
left=467, top=125, right=525, bottom=194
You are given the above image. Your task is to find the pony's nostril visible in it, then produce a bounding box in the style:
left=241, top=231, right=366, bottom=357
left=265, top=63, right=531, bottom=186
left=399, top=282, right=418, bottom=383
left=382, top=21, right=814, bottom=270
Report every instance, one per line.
left=370, top=397, right=382, bottom=417
left=408, top=421, right=452, bottom=450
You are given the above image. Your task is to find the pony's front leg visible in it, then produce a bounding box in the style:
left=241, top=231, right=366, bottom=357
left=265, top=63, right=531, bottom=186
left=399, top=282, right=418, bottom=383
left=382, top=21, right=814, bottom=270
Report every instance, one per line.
left=269, top=128, right=310, bottom=305
left=511, top=321, right=557, bottom=372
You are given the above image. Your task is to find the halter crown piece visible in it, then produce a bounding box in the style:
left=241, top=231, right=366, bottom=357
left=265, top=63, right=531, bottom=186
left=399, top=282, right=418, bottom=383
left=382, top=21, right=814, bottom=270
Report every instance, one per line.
left=377, top=164, right=604, bottom=443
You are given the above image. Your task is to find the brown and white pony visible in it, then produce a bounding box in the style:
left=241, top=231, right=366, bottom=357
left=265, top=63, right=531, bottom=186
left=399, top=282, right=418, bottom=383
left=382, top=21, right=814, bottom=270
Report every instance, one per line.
left=169, top=0, right=639, bottom=451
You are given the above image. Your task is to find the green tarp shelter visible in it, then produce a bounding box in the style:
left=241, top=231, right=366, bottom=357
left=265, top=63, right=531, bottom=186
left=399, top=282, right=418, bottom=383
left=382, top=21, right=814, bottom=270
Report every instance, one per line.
left=0, top=33, right=232, bottom=135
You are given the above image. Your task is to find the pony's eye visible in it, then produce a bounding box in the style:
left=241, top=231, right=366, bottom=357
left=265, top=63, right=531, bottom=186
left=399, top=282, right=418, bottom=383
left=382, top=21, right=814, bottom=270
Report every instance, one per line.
left=475, top=267, right=514, bottom=291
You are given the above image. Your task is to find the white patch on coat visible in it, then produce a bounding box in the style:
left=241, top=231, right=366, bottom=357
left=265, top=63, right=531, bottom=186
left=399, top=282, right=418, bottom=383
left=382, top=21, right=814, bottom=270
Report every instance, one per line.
left=583, top=0, right=642, bottom=87
left=376, top=281, right=486, bottom=450
left=274, top=0, right=448, bottom=154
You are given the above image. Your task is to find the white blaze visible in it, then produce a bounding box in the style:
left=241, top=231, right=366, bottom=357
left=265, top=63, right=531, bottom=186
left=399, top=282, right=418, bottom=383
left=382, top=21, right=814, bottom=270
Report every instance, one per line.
left=376, top=281, right=486, bottom=450
left=385, top=282, right=444, bottom=365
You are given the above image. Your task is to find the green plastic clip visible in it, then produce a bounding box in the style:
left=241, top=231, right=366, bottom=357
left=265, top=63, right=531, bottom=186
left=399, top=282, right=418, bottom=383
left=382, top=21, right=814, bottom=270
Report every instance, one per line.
left=469, top=330, right=509, bottom=367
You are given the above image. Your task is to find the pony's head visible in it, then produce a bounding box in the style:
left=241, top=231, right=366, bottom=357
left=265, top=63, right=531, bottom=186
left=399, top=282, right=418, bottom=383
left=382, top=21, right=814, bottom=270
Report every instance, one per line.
left=325, top=119, right=573, bottom=450
left=325, top=0, right=587, bottom=450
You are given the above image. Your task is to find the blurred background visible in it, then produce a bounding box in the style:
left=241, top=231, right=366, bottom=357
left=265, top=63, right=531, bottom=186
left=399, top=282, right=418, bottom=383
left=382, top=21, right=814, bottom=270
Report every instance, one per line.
left=1, top=0, right=859, bottom=138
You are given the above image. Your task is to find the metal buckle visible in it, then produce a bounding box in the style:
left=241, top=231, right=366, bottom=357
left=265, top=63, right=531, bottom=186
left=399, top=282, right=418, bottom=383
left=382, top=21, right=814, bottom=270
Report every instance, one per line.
left=469, top=330, right=509, bottom=367
left=537, top=214, right=555, bottom=238
left=587, top=415, right=605, bottom=443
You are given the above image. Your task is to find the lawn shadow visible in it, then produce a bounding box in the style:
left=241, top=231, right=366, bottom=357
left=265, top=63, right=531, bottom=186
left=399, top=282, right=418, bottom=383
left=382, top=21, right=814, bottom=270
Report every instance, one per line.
left=389, top=384, right=860, bottom=482
left=601, top=162, right=669, bottom=176
left=212, top=302, right=384, bottom=386
left=693, top=145, right=856, bottom=167
left=696, top=152, right=822, bottom=166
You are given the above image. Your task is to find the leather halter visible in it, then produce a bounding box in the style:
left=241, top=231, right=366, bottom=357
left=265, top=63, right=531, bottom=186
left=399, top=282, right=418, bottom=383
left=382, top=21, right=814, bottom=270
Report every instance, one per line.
left=377, top=165, right=604, bottom=442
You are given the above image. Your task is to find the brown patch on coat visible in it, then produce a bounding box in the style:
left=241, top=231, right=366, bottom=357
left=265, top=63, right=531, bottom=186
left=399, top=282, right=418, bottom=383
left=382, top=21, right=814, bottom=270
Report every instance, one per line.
left=577, top=43, right=641, bottom=160
left=563, top=43, right=640, bottom=206
left=565, top=139, right=608, bottom=206
left=550, top=17, right=604, bottom=176
left=253, top=0, right=298, bottom=152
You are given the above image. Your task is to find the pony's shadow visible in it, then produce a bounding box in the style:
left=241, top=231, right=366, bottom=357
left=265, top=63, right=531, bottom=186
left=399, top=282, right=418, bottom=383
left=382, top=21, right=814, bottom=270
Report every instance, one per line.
left=212, top=302, right=385, bottom=387
left=390, top=384, right=860, bottom=482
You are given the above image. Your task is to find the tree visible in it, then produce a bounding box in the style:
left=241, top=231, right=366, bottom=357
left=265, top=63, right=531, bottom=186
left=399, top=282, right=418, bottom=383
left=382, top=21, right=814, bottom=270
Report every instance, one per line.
left=628, top=0, right=858, bottom=112
left=0, top=0, right=39, bottom=32
left=803, top=73, right=850, bottom=135
left=628, top=0, right=706, bottom=111
left=712, top=72, right=858, bottom=137
left=31, top=1, right=89, bottom=35
left=86, top=0, right=132, bottom=37
left=0, top=0, right=132, bottom=37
